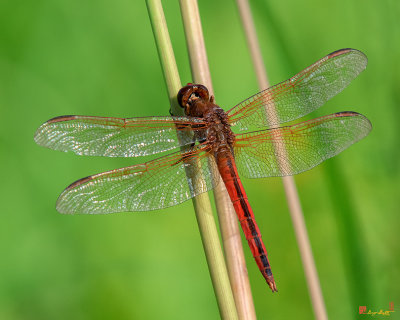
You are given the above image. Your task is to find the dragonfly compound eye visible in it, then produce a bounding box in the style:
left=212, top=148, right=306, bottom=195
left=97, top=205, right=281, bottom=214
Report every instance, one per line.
left=193, top=84, right=209, bottom=101
left=177, top=84, right=210, bottom=108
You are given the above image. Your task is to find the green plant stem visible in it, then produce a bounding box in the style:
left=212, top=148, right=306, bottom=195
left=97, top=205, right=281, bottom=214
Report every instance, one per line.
left=179, top=1, right=256, bottom=319
left=146, top=1, right=238, bottom=319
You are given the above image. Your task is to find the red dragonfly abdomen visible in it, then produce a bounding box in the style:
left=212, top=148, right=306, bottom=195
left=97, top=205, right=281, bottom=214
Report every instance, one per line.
left=216, top=152, right=277, bottom=292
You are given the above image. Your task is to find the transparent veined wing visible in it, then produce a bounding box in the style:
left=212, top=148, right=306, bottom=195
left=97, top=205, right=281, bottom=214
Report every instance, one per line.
left=34, top=115, right=207, bottom=157
left=227, top=49, right=367, bottom=131
left=234, top=112, right=372, bottom=178
left=56, top=145, right=220, bottom=214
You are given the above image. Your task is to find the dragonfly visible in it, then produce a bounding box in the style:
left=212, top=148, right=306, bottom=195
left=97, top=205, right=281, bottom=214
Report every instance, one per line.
left=34, top=48, right=372, bottom=292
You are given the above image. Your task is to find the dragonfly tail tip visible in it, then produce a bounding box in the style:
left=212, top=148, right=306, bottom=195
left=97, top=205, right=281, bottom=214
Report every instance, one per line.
left=268, top=280, right=278, bottom=293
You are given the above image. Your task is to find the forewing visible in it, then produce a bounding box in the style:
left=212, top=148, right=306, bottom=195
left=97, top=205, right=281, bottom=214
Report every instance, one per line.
left=56, top=146, right=220, bottom=214
left=234, top=112, right=371, bottom=178
left=34, top=115, right=206, bottom=157
left=227, top=49, right=367, bottom=131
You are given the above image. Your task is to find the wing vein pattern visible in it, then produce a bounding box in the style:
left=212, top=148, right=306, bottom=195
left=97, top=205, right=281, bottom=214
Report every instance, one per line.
left=56, top=146, right=220, bottom=214
left=234, top=112, right=372, bottom=178
left=34, top=115, right=206, bottom=157
left=228, top=49, right=368, bottom=131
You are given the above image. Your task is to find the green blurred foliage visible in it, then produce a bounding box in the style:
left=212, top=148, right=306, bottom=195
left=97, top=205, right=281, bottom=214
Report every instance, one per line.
left=1, top=0, right=399, bottom=319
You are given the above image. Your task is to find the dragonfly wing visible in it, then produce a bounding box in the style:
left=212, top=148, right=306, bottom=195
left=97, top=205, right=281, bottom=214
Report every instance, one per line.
left=227, top=49, right=367, bottom=131
left=56, top=146, right=220, bottom=214
left=234, top=112, right=371, bottom=178
left=34, top=115, right=206, bottom=157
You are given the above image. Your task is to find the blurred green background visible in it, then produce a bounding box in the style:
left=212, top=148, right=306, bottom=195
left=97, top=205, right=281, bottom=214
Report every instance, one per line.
left=1, top=0, right=399, bottom=319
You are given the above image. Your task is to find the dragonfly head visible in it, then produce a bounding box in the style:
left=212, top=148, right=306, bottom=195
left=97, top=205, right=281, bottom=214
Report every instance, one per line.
left=177, top=84, right=210, bottom=116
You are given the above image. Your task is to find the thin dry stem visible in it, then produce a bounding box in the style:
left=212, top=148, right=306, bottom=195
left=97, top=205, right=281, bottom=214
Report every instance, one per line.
left=236, top=0, right=328, bottom=319
left=179, top=1, right=256, bottom=319
left=146, top=1, right=238, bottom=319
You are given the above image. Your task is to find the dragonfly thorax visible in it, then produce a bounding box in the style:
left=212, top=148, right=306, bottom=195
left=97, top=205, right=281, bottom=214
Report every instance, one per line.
left=203, top=107, right=235, bottom=153
left=177, top=84, right=235, bottom=152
